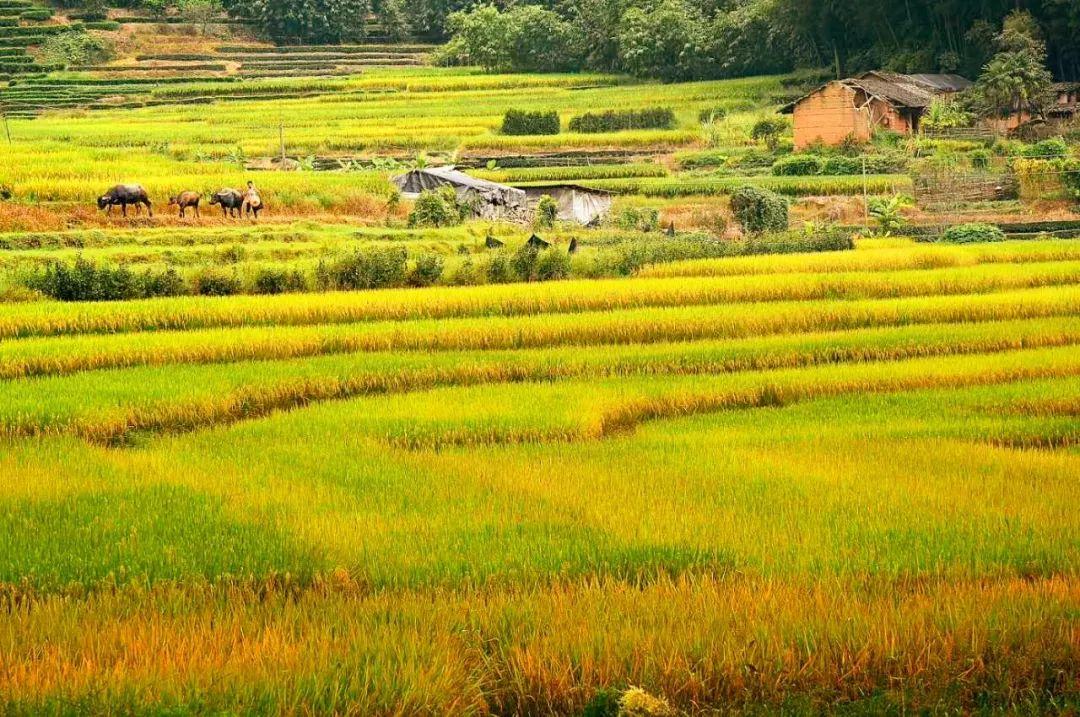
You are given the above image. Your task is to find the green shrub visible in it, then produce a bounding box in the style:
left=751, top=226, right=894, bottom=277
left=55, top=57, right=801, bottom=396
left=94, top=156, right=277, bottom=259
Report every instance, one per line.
left=568, top=107, right=675, bottom=134
left=675, top=150, right=728, bottom=170
left=194, top=269, right=242, bottom=296
left=581, top=688, right=622, bottom=717
left=26, top=260, right=190, bottom=302
left=534, top=194, right=557, bottom=229
left=697, top=106, right=727, bottom=123
left=750, top=116, right=788, bottom=150
left=730, top=185, right=788, bottom=234
left=1062, top=159, right=1080, bottom=202
left=535, top=248, right=571, bottom=281
left=486, top=253, right=513, bottom=283
left=317, top=246, right=408, bottom=291
left=40, top=30, right=114, bottom=69
left=615, top=206, right=660, bottom=232
left=501, top=109, right=560, bottom=136
left=724, top=149, right=775, bottom=170
left=407, top=252, right=445, bottom=287
left=940, top=223, right=1007, bottom=244
left=253, top=266, right=307, bottom=294
left=408, top=187, right=461, bottom=228
left=20, top=8, right=54, bottom=21
left=771, top=154, right=823, bottom=176
left=819, top=154, right=907, bottom=175
left=1024, top=137, right=1069, bottom=159
left=867, top=195, right=911, bottom=235
left=970, top=149, right=992, bottom=170
left=28, top=258, right=135, bottom=302
left=136, top=267, right=186, bottom=298
left=510, top=244, right=541, bottom=281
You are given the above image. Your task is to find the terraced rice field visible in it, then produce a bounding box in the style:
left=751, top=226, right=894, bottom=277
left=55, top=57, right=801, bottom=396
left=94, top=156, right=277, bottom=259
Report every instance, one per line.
left=0, top=69, right=862, bottom=232
left=0, top=237, right=1077, bottom=713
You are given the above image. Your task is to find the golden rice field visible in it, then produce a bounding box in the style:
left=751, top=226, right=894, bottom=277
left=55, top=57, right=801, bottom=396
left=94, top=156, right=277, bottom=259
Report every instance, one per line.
left=0, top=68, right=899, bottom=235
left=0, top=235, right=1078, bottom=714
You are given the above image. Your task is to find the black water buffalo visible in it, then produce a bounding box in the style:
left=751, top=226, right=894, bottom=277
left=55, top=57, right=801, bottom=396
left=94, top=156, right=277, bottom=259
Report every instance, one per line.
left=168, top=191, right=201, bottom=219
left=209, top=188, right=244, bottom=218
left=98, top=184, right=152, bottom=217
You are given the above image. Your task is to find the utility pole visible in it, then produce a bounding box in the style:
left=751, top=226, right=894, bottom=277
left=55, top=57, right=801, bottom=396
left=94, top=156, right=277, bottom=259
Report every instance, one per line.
left=862, top=155, right=869, bottom=230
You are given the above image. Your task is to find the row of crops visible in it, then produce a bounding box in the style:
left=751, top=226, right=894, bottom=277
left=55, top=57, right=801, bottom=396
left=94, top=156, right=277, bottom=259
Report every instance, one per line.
left=0, top=235, right=1076, bottom=713
left=0, top=0, right=64, bottom=81
left=87, top=43, right=434, bottom=81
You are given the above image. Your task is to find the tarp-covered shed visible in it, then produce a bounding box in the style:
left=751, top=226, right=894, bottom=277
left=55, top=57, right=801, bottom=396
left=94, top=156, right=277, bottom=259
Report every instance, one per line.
left=522, top=184, right=613, bottom=226
left=392, top=166, right=528, bottom=221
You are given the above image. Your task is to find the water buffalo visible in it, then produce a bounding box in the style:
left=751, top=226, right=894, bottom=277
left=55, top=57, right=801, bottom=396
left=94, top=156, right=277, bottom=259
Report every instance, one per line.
left=168, top=191, right=201, bottom=219
left=209, top=188, right=244, bottom=218
left=243, top=181, right=263, bottom=219
left=97, top=184, right=152, bottom=217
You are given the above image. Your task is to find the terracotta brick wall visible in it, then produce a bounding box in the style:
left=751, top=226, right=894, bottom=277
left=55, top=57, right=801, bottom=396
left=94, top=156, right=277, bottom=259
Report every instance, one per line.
left=792, top=83, right=871, bottom=149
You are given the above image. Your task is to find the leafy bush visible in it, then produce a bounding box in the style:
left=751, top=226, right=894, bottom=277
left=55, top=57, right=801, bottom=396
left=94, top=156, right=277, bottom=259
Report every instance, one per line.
left=40, top=30, right=114, bottom=68
left=510, top=244, right=542, bottom=281
left=750, top=117, right=788, bottom=151
left=615, top=206, right=660, bottom=232
left=501, top=109, right=560, bottom=136
left=253, top=266, right=307, bottom=294
left=316, top=246, right=408, bottom=291
left=970, top=149, right=992, bottom=170
left=1062, top=160, right=1080, bottom=203
left=194, top=270, right=242, bottom=296
left=407, top=253, right=445, bottom=287
left=867, top=195, right=911, bottom=235
left=697, top=106, right=727, bottom=123
left=27, top=259, right=188, bottom=302
left=568, top=108, right=676, bottom=134
left=535, top=248, right=571, bottom=281
left=486, top=253, right=513, bottom=284
left=730, top=185, right=788, bottom=234
left=408, top=187, right=461, bottom=228
left=137, top=267, right=186, bottom=298
left=20, top=8, right=55, bottom=21
left=1024, top=137, right=1069, bottom=159
left=940, top=223, right=1007, bottom=244
left=922, top=98, right=973, bottom=130
left=820, top=154, right=907, bottom=175
left=772, top=154, right=823, bottom=176
left=534, top=194, right=558, bottom=228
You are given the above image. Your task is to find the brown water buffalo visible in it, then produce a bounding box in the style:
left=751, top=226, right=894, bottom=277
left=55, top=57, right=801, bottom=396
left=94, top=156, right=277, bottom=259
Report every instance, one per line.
left=168, top=191, right=201, bottom=218
left=98, top=184, right=153, bottom=217
left=243, top=181, right=263, bottom=219
left=209, top=188, right=244, bottom=218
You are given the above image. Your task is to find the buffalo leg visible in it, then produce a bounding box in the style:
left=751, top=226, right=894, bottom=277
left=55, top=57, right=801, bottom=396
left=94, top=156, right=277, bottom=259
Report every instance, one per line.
left=121, top=203, right=128, bottom=217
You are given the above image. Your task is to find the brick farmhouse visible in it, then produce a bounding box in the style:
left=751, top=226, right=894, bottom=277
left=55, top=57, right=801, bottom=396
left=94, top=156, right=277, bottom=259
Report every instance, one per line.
left=781, top=72, right=972, bottom=149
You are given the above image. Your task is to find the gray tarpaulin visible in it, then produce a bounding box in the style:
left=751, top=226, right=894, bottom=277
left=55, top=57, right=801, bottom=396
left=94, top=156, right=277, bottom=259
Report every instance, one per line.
left=523, top=185, right=613, bottom=226
left=392, top=166, right=528, bottom=222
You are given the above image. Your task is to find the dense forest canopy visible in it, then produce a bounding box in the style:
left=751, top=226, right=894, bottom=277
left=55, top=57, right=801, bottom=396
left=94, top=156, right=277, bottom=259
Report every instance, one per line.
left=70, top=0, right=1080, bottom=81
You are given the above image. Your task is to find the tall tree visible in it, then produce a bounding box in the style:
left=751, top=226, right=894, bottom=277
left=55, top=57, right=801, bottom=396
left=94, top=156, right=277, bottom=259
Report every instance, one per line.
left=971, top=10, right=1055, bottom=119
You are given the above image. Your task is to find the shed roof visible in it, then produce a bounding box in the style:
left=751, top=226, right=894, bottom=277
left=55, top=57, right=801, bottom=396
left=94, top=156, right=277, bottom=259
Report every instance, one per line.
left=781, top=71, right=972, bottom=114
left=903, top=73, right=974, bottom=93
left=393, top=166, right=519, bottom=195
